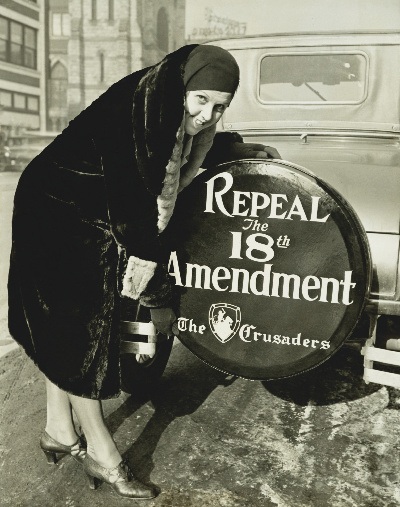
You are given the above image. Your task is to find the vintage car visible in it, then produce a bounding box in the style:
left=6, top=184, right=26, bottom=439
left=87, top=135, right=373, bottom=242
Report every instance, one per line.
left=120, top=31, right=400, bottom=392
left=210, top=31, right=400, bottom=384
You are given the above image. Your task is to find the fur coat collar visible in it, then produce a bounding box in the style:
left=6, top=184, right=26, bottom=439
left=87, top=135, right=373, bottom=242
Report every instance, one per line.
left=132, top=44, right=216, bottom=200
left=122, top=45, right=217, bottom=301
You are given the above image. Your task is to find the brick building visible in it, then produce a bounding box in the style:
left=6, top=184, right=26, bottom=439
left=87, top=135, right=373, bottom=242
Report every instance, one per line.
left=1, top=1, right=186, bottom=136
left=47, top=0, right=69, bottom=131
left=0, top=0, right=46, bottom=138
left=66, top=0, right=186, bottom=122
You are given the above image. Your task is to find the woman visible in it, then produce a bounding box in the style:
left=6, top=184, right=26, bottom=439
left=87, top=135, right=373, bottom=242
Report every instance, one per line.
left=8, top=44, right=279, bottom=500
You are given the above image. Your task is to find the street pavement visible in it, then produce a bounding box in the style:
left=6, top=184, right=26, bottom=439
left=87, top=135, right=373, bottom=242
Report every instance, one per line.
left=1, top=171, right=400, bottom=506
left=0, top=172, right=19, bottom=359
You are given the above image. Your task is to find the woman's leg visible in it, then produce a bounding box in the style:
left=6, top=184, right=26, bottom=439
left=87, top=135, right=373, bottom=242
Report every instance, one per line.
left=67, top=392, right=122, bottom=469
left=45, top=377, right=121, bottom=468
left=45, top=380, right=157, bottom=498
left=45, top=377, right=80, bottom=445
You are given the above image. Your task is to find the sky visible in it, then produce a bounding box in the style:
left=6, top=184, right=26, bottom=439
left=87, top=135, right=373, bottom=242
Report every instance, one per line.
left=185, top=0, right=400, bottom=42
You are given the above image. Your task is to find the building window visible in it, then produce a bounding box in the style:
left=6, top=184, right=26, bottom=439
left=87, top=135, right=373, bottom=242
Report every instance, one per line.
left=52, top=13, right=71, bottom=37
left=108, top=0, right=114, bottom=21
left=99, top=53, right=105, bottom=82
left=14, top=93, right=26, bottom=109
left=0, top=90, right=12, bottom=108
left=0, top=89, right=39, bottom=113
left=10, top=22, right=23, bottom=66
left=157, top=8, right=169, bottom=53
left=0, top=17, right=8, bottom=62
left=0, top=16, right=37, bottom=69
left=24, top=26, right=36, bottom=67
left=49, top=62, right=68, bottom=109
left=91, top=0, right=97, bottom=21
left=27, top=95, right=39, bottom=112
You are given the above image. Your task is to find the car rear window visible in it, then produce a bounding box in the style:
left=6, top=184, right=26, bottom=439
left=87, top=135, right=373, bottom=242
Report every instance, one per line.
left=259, top=52, right=368, bottom=103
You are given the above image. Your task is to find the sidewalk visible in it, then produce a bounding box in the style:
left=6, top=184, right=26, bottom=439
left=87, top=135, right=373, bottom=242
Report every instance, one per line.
left=0, top=171, right=19, bottom=360
left=0, top=313, right=18, bottom=359
left=1, top=337, right=400, bottom=507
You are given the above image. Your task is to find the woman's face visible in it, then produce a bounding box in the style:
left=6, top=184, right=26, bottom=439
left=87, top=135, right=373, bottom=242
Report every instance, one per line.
left=184, top=90, right=232, bottom=135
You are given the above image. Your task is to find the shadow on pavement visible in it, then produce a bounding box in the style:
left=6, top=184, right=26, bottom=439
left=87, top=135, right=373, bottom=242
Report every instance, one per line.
left=264, top=315, right=400, bottom=407
left=262, top=344, right=382, bottom=406
left=102, top=316, right=400, bottom=486
left=105, top=346, right=236, bottom=484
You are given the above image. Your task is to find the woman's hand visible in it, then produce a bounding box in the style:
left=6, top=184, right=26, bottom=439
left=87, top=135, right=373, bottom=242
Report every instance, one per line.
left=231, top=142, right=281, bottom=160
left=150, top=307, right=178, bottom=336
left=251, top=144, right=281, bottom=159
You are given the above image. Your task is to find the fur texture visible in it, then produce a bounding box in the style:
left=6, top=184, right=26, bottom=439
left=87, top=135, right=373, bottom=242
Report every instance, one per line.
left=8, top=45, right=243, bottom=399
left=121, top=256, right=157, bottom=300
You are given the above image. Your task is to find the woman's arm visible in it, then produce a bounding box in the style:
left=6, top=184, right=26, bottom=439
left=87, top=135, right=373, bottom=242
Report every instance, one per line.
left=202, top=131, right=281, bottom=168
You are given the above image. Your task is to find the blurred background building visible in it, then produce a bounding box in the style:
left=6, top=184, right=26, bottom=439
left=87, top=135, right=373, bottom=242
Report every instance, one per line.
left=1, top=0, right=399, bottom=159
left=66, top=0, right=186, bottom=122
left=185, top=0, right=400, bottom=44
left=0, top=0, right=186, bottom=152
left=0, top=0, right=44, bottom=139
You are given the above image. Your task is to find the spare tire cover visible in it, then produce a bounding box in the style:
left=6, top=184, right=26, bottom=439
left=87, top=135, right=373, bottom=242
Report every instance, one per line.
left=166, top=160, right=371, bottom=380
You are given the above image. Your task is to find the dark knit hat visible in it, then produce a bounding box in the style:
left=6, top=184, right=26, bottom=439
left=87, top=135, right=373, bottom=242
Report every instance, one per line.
left=183, top=45, right=240, bottom=94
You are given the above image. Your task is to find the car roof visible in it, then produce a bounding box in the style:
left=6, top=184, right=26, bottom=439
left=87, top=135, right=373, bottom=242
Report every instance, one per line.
left=206, top=30, right=400, bottom=49
left=207, top=31, right=400, bottom=133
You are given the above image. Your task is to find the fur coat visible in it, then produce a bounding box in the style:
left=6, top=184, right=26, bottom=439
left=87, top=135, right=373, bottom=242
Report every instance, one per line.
left=7, top=45, right=243, bottom=399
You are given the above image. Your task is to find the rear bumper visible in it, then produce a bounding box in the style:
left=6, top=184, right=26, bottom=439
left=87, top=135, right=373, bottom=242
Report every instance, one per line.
left=366, top=299, right=400, bottom=316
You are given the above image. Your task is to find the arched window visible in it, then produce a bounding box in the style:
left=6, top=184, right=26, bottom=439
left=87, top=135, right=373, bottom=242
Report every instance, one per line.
left=157, top=8, right=169, bottom=53
left=49, top=61, right=67, bottom=110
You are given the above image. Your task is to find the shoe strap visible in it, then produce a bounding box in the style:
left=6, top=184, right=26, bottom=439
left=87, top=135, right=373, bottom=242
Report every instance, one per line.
left=70, top=441, right=86, bottom=457
left=109, top=460, right=133, bottom=484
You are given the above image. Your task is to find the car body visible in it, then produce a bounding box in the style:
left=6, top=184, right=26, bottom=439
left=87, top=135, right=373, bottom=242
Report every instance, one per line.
left=210, top=31, right=400, bottom=322
left=120, top=31, right=400, bottom=391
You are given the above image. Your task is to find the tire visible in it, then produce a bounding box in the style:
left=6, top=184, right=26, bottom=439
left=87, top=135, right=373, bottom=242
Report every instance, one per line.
left=120, top=336, right=173, bottom=395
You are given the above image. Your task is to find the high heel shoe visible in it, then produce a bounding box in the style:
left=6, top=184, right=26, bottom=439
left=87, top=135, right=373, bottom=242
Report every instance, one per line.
left=40, top=431, right=87, bottom=464
left=82, top=453, right=159, bottom=500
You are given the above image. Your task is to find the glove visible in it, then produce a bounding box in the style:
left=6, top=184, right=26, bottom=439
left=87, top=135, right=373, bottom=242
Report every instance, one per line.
left=150, top=307, right=178, bottom=336
left=230, top=142, right=281, bottom=160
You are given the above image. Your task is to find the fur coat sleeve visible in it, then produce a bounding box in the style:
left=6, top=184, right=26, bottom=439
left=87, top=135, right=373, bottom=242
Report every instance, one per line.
left=63, top=45, right=243, bottom=308
left=69, top=45, right=202, bottom=308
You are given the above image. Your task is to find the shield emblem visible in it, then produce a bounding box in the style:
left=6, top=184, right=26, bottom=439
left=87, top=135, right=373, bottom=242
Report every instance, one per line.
left=209, top=303, right=241, bottom=343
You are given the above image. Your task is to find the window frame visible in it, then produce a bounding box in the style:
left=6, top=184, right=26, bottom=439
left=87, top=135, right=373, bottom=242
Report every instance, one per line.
left=51, top=12, right=71, bottom=37
left=257, top=50, right=370, bottom=106
left=0, top=16, right=37, bottom=69
left=0, top=88, right=40, bottom=114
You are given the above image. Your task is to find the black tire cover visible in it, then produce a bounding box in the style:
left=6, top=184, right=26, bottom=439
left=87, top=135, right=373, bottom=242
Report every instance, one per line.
left=166, top=160, right=371, bottom=380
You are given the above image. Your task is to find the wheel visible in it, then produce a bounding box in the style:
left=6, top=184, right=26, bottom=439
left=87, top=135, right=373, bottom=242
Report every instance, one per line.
left=120, top=335, right=173, bottom=395
left=170, top=159, right=371, bottom=380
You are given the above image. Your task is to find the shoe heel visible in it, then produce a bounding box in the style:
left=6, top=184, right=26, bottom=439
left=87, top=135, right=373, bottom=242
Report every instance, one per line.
left=42, top=449, right=57, bottom=465
left=86, top=472, right=102, bottom=490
